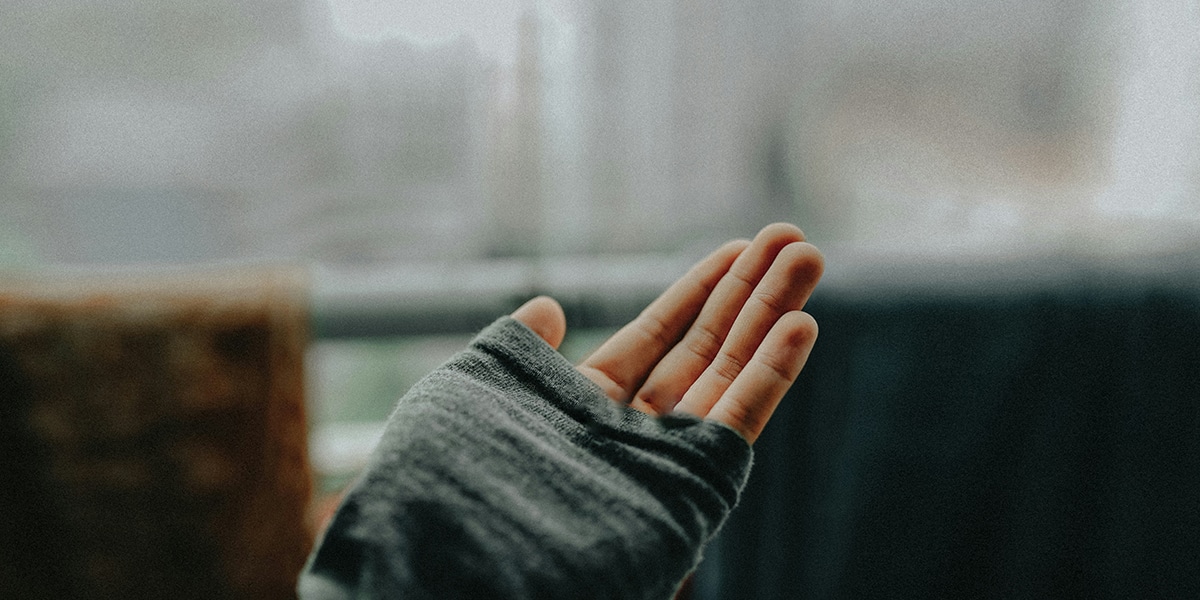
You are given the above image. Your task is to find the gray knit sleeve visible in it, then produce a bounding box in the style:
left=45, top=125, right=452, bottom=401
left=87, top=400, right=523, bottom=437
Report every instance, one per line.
left=298, top=316, right=753, bottom=600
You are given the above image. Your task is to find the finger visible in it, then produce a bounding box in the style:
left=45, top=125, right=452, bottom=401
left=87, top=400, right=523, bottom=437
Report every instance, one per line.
left=673, top=241, right=823, bottom=417
left=694, top=310, right=818, bottom=444
left=628, top=223, right=806, bottom=414
left=511, top=296, right=567, bottom=350
left=578, top=239, right=748, bottom=402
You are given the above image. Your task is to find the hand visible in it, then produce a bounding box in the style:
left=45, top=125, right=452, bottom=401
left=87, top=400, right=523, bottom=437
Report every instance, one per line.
left=512, top=223, right=823, bottom=444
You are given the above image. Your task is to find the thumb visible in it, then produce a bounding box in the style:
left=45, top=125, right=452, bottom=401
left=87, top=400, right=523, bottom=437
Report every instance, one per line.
left=511, top=295, right=567, bottom=350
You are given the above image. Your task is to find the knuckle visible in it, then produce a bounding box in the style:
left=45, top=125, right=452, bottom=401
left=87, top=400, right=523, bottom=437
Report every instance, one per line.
left=578, top=364, right=629, bottom=402
left=717, top=401, right=761, bottom=441
left=727, top=263, right=760, bottom=291
left=634, top=313, right=675, bottom=350
left=758, top=351, right=798, bottom=383
left=631, top=391, right=666, bottom=416
left=711, top=350, right=745, bottom=383
left=750, top=288, right=788, bottom=315
left=684, top=323, right=723, bottom=363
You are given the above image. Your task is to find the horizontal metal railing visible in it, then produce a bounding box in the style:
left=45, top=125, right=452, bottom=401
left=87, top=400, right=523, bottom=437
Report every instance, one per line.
left=310, top=243, right=1200, bottom=339
left=310, top=253, right=698, bottom=338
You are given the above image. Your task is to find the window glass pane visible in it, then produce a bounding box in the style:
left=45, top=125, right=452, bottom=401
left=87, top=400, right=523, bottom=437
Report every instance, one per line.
left=3, top=0, right=1198, bottom=270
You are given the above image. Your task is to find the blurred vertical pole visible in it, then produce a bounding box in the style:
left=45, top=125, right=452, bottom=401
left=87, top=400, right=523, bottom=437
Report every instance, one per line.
left=1094, top=0, right=1200, bottom=222
left=486, top=8, right=548, bottom=258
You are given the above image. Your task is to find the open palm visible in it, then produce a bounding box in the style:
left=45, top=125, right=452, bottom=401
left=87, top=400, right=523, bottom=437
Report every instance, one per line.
left=513, top=223, right=823, bottom=444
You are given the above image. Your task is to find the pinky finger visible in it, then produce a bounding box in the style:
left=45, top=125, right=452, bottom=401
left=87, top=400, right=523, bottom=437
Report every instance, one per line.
left=701, top=311, right=818, bottom=445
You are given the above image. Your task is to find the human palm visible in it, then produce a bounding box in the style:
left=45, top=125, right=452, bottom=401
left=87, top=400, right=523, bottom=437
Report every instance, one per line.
left=513, top=223, right=823, bottom=444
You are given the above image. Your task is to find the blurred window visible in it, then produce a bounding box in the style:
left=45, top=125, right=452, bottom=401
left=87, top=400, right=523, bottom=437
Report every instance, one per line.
left=2, top=0, right=1197, bottom=268
left=4, top=0, right=1198, bottom=486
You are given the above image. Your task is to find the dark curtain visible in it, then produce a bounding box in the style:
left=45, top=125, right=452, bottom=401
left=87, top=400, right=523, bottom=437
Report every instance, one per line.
left=696, top=265, right=1200, bottom=598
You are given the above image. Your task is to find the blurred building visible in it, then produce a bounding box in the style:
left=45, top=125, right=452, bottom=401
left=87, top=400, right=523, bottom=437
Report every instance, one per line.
left=484, top=9, right=548, bottom=258
left=0, top=0, right=494, bottom=266
left=0, top=0, right=1196, bottom=266
left=783, top=0, right=1128, bottom=250
left=566, top=0, right=1182, bottom=254
left=1, top=0, right=315, bottom=264
left=237, top=30, right=492, bottom=263
left=568, top=0, right=801, bottom=253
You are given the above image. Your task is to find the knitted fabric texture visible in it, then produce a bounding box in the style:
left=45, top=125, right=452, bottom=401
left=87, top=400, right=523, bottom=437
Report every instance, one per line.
left=299, top=317, right=753, bottom=600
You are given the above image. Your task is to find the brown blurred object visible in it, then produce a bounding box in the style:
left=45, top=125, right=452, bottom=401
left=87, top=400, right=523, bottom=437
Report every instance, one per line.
left=0, top=267, right=315, bottom=599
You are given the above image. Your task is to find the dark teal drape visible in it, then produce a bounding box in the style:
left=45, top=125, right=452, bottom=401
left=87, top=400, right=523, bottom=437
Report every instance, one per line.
left=697, top=260, right=1200, bottom=598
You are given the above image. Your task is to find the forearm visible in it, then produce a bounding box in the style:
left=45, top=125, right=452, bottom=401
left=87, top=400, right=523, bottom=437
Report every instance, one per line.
left=298, top=317, right=753, bottom=600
